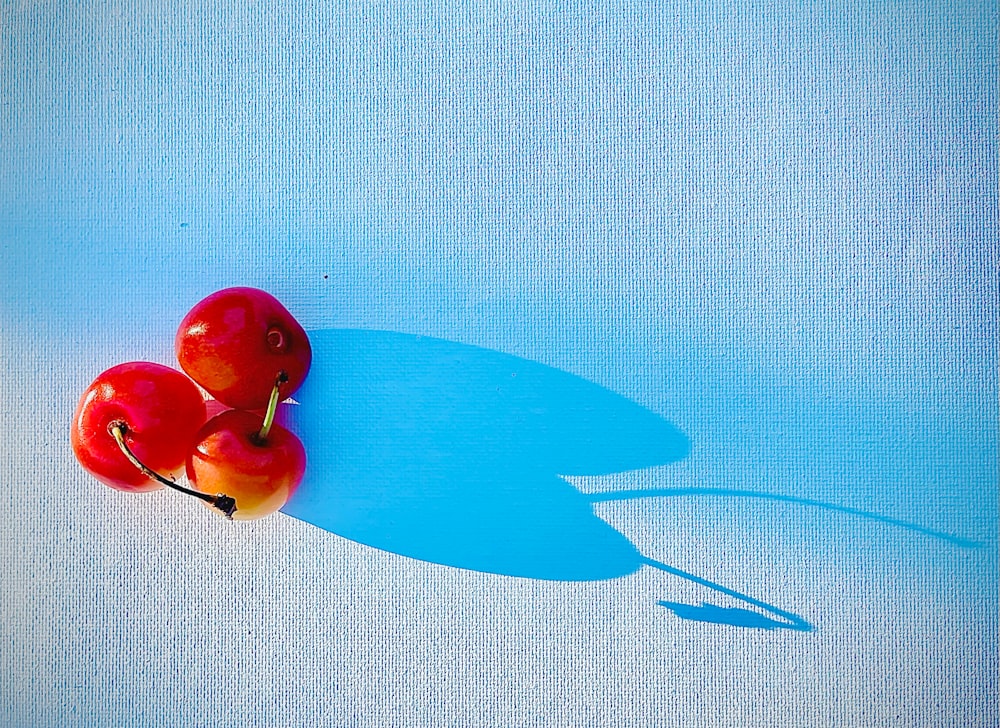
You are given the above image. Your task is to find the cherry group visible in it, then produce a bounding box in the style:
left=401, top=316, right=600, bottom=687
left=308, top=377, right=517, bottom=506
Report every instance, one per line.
left=71, top=288, right=311, bottom=520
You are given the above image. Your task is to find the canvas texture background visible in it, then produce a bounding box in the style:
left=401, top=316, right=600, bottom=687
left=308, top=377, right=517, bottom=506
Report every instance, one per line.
left=1, top=1, right=997, bottom=726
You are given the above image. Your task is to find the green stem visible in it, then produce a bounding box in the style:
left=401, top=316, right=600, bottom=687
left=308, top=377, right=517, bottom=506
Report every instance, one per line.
left=257, top=371, right=288, bottom=442
left=109, top=422, right=236, bottom=518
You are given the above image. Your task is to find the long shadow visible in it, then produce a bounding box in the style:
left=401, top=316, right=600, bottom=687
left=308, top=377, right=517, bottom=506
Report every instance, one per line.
left=590, top=489, right=985, bottom=549
left=281, top=329, right=976, bottom=632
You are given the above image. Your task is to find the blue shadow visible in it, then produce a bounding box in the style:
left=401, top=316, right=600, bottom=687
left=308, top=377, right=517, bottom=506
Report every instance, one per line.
left=283, top=329, right=687, bottom=582
left=282, top=329, right=980, bottom=631
left=657, top=601, right=794, bottom=631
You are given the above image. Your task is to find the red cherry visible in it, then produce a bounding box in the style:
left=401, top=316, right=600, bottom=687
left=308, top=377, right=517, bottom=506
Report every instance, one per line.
left=71, top=362, right=207, bottom=492
left=175, top=287, right=311, bottom=410
left=186, top=409, right=306, bottom=520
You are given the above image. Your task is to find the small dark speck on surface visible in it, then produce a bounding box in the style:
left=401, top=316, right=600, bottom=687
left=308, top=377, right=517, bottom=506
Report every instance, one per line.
left=180, top=222, right=189, bottom=228
left=323, top=274, right=329, bottom=279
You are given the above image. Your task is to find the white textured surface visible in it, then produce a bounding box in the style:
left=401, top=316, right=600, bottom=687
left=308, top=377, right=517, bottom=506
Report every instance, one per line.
left=1, top=1, right=996, bottom=726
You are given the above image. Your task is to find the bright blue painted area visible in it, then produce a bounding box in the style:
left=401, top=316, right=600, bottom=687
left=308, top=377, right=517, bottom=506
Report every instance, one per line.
left=283, top=328, right=990, bottom=632
left=283, top=329, right=689, bottom=581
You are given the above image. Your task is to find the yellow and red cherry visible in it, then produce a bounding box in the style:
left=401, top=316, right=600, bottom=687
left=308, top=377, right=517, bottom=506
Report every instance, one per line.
left=71, top=362, right=208, bottom=492
left=175, top=287, right=311, bottom=410
left=187, top=376, right=306, bottom=520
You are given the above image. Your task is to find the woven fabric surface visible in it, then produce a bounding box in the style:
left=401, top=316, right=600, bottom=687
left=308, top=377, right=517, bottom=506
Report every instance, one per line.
left=1, top=1, right=996, bottom=726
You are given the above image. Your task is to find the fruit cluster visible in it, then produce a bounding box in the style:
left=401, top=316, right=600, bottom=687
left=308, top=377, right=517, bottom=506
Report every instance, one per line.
left=71, top=287, right=311, bottom=520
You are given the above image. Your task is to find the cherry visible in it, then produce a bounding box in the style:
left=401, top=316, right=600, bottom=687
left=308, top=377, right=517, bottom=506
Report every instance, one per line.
left=186, top=376, right=306, bottom=520
left=71, top=362, right=208, bottom=492
left=175, top=287, right=311, bottom=410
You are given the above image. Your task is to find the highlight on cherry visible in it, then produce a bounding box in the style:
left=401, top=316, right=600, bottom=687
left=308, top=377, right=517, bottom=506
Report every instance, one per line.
left=70, top=288, right=311, bottom=520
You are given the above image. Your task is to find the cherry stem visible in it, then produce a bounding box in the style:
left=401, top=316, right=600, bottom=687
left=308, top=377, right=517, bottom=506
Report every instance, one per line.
left=256, top=371, right=288, bottom=443
left=109, top=422, right=237, bottom=518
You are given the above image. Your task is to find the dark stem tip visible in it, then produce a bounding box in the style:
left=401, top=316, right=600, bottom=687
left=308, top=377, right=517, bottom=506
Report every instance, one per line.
left=212, top=494, right=237, bottom=519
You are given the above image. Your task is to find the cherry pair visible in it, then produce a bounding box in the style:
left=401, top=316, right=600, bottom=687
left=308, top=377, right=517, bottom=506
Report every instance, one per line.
left=71, top=288, right=311, bottom=520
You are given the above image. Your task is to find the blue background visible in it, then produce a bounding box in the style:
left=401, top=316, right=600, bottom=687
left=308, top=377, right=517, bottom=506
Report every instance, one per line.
left=1, top=1, right=997, bottom=725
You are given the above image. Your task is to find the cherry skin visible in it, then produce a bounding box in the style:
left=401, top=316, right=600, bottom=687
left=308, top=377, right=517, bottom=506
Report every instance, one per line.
left=71, top=362, right=207, bottom=492
left=175, top=287, right=311, bottom=410
left=186, top=409, right=306, bottom=520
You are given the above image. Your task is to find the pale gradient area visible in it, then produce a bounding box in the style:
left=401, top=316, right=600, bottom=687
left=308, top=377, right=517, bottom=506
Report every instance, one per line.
left=1, top=0, right=996, bottom=726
